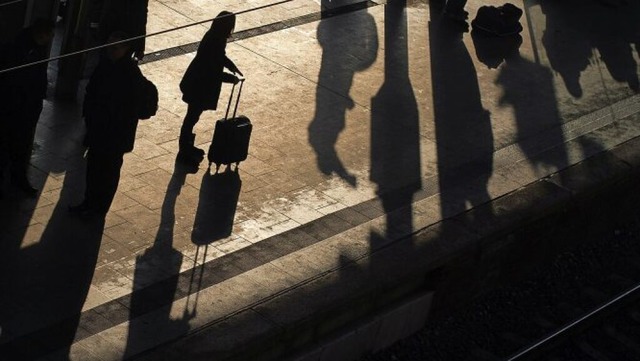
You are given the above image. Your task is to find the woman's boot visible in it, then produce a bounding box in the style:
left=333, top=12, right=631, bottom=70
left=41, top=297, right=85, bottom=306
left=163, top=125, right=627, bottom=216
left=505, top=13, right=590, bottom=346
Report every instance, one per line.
left=177, top=133, right=205, bottom=167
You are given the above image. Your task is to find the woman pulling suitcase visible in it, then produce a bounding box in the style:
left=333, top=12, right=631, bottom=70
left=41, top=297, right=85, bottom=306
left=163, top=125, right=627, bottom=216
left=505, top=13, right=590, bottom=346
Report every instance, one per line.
left=178, top=11, right=243, bottom=168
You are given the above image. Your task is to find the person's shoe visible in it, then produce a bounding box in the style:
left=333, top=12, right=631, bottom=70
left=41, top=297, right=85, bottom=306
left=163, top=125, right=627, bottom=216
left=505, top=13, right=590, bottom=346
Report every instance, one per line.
left=179, top=133, right=204, bottom=157
left=177, top=147, right=204, bottom=168
left=176, top=156, right=200, bottom=174
left=193, top=147, right=205, bottom=158
left=181, top=142, right=205, bottom=158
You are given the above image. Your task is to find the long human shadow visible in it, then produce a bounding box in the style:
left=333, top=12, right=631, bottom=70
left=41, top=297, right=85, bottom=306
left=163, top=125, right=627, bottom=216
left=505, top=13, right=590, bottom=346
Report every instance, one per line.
left=0, top=137, right=105, bottom=360
left=537, top=0, right=640, bottom=95
left=538, top=0, right=593, bottom=98
left=0, top=16, right=84, bottom=266
left=191, top=167, right=242, bottom=245
left=472, top=30, right=570, bottom=184
left=369, top=0, right=420, bottom=245
left=123, top=163, right=243, bottom=358
left=0, top=24, right=69, bottom=266
left=430, top=6, right=495, bottom=227
left=0, top=51, right=91, bottom=359
left=123, top=160, right=191, bottom=359
left=308, top=0, right=378, bottom=187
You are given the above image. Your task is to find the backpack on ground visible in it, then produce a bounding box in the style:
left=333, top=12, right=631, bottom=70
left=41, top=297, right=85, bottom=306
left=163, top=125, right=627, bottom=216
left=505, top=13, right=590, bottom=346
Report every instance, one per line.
left=136, top=74, right=158, bottom=120
left=471, top=3, right=523, bottom=37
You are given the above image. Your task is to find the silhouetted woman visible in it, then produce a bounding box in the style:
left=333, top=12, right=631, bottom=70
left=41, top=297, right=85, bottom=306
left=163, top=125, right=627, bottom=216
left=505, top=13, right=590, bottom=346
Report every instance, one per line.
left=178, top=11, right=242, bottom=167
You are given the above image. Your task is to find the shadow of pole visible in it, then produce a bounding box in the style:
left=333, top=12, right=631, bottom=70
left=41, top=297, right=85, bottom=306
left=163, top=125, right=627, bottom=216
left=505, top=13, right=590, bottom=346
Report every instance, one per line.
left=370, top=0, right=421, bottom=244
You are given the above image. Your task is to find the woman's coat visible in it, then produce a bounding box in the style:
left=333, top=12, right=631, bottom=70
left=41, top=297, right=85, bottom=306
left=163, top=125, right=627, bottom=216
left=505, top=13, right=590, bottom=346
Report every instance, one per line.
left=180, top=31, right=237, bottom=110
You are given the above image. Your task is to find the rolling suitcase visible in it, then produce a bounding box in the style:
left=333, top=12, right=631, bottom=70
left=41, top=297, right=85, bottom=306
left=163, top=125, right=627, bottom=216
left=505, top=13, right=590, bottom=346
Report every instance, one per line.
left=208, top=79, right=252, bottom=172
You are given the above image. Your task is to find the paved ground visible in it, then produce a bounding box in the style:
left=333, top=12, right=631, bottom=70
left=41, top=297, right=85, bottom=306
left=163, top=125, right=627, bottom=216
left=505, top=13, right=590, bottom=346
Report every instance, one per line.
left=2, top=0, right=640, bottom=360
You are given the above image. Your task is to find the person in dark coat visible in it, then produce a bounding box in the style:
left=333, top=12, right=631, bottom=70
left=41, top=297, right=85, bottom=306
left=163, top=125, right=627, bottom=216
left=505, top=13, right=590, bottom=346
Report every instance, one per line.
left=97, top=0, right=148, bottom=60
left=69, top=31, right=144, bottom=218
left=0, top=18, right=54, bottom=197
left=178, top=11, right=242, bottom=167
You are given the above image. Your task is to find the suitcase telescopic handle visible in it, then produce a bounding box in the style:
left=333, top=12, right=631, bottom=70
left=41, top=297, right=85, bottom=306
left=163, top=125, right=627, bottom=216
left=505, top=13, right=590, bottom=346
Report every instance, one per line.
left=225, top=78, right=245, bottom=120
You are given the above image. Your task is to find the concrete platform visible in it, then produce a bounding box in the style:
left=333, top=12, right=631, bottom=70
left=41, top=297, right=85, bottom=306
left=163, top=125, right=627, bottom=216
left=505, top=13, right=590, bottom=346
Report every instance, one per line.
left=2, top=0, right=640, bottom=360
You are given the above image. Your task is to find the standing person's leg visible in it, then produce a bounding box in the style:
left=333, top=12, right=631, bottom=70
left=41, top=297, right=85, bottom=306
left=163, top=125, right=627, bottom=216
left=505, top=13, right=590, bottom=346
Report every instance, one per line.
left=70, top=147, right=99, bottom=213
left=78, top=148, right=123, bottom=217
left=92, top=151, right=124, bottom=215
left=82, top=147, right=100, bottom=211
left=178, top=103, right=205, bottom=165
